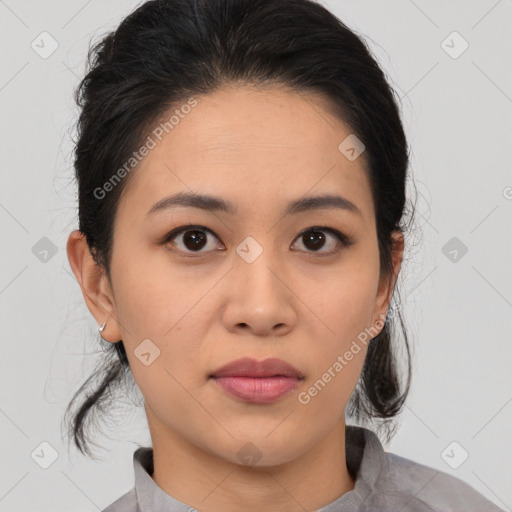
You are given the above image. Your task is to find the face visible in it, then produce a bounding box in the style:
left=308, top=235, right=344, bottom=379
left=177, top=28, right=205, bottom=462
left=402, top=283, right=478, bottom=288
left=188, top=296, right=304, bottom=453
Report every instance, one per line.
left=68, top=85, right=402, bottom=467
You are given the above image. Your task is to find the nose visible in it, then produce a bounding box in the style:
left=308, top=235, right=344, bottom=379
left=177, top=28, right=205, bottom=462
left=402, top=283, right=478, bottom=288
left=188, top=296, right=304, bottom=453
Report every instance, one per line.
left=221, top=247, right=298, bottom=338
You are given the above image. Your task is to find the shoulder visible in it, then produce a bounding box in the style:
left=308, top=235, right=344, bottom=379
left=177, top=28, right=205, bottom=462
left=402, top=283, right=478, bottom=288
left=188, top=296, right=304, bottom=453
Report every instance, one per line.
left=374, top=452, right=505, bottom=512
left=101, top=487, right=138, bottom=512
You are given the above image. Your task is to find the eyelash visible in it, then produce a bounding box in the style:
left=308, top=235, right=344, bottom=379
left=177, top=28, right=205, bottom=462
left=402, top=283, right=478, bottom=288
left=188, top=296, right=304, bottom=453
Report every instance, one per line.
left=158, top=224, right=355, bottom=258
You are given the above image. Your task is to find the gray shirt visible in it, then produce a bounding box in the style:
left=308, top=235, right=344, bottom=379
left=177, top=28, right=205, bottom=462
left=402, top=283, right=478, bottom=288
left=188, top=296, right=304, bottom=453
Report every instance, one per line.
left=102, top=425, right=504, bottom=511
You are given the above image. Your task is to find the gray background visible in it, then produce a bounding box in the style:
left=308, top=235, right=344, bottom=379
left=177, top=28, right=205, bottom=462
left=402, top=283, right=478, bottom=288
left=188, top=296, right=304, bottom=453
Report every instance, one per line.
left=0, top=0, right=511, bottom=510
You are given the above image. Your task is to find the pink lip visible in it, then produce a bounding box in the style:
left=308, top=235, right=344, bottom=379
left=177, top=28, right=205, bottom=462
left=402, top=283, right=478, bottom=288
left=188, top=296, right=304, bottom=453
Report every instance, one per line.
left=209, top=357, right=304, bottom=404
left=213, top=376, right=301, bottom=403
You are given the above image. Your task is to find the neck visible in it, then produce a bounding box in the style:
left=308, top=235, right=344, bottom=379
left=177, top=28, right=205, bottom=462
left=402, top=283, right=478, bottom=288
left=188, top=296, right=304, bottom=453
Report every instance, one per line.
left=149, top=417, right=355, bottom=512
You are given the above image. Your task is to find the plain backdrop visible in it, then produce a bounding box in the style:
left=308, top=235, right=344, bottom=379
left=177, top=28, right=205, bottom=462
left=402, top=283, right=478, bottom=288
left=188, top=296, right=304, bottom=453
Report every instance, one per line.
left=0, top=0, right=511, bottom=511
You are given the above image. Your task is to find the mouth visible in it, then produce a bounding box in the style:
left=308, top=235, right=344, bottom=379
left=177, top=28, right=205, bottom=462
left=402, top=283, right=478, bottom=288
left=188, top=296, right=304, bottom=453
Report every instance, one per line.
left=209, top=357, right=304, bottom=404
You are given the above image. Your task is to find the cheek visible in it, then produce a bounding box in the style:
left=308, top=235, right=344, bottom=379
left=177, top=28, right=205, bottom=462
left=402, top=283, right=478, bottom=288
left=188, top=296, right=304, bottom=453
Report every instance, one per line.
left=109, top=240, right=197, bottom=335
left=311, top=255, right=379, bottom=341
left=300, top=250, right=379, bottom=397
left=310, top=289, right=371, bottom=391
left=109, top=249, right=219, bottom=392
left=298, top=279, right=373, bottom=415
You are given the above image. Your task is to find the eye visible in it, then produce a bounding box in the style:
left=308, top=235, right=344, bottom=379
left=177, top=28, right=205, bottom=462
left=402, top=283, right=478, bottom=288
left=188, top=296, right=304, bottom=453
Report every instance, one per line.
left=291, top=226, right=354, bottom=255
left=158, top=224, right=354, bottom=257
left=160, top=225, right=223, bottom=255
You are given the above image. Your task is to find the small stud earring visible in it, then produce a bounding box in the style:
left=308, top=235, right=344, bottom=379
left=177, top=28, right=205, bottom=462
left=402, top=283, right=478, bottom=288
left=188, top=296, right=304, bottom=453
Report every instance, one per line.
left=98, top=322, right=106, bottom=333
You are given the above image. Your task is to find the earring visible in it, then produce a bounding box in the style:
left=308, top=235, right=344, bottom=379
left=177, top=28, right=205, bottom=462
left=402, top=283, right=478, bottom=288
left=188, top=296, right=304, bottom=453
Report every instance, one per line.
left=98, top=322, right=106, bottom=333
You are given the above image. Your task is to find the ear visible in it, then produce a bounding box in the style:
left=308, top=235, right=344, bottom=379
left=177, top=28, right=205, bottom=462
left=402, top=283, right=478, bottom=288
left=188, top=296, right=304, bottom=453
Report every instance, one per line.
left=371, top=230, right=404, bottom=334
left=66, top=230, right=122, bottom=343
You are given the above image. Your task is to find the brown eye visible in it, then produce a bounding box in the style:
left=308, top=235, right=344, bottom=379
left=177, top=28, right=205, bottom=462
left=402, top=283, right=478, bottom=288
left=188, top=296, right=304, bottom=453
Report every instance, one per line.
left=162, top=225, right=223, bottom=254
left=159, top=224, right=353, bottom=257
left=291, top=226, right=353, bottom=254
left=181, top=229, right=208, bottom=250
left=302, top=230, right=328, bottom=251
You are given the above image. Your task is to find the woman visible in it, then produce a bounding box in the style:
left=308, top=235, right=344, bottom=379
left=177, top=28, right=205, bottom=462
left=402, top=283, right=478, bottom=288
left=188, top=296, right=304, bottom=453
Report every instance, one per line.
left=64, top=0, right=504, bottom=510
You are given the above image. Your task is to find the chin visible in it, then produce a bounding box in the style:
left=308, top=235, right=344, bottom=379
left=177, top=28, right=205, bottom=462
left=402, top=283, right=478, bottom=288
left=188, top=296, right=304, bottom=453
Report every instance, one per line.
left=207, top=433, right=308, bottom=469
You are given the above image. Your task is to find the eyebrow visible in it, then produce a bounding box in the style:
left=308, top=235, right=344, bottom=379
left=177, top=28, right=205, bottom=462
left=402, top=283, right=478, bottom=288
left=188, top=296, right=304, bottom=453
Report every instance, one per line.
left=146, top=191, right=363, bottom=218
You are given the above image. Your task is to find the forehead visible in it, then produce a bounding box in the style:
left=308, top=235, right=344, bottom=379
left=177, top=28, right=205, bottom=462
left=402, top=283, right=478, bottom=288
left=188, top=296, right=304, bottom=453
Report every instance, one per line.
left=118, top=85, right=374, bottom=224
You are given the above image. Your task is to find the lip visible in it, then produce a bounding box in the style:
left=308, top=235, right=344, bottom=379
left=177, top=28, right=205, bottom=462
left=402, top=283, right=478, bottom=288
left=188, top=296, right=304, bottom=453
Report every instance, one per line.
left=209, top=357, right=304, bottom=404
left=210, top=357, right=304, bottom=379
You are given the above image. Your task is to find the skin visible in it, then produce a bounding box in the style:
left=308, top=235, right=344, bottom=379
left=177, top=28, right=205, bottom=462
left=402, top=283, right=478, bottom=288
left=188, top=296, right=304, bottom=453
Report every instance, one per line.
left=67, top=85, right=403, bottom=512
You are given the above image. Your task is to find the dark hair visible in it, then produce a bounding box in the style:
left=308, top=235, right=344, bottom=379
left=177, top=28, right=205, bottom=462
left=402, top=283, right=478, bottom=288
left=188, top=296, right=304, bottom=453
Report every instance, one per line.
left=63, top=0, right=418, bottom=458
